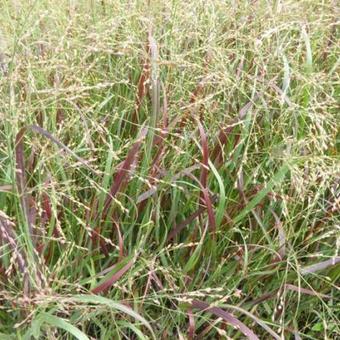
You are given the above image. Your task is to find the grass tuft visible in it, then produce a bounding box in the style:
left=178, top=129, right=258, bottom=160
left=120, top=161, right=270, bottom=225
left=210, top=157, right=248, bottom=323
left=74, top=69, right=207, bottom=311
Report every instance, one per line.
left=0, top=1, right=339, bottom=338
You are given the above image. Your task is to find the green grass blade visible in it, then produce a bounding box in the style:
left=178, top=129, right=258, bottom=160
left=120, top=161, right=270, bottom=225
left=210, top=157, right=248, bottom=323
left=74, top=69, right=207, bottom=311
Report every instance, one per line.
left=37, top=313, right=89, bottom=340
left=72, top=295, right=156, bottom=339
left=233, top=164, right=290, bottom=224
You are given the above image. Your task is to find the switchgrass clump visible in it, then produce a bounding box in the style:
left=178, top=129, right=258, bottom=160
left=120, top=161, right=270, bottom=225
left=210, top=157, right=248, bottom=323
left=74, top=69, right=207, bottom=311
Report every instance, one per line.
left=0, top=1, right=339, bottom=339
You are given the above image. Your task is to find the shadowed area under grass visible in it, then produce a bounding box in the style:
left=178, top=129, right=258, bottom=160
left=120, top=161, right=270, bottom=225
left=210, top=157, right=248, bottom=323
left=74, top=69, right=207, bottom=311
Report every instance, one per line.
left=0, top=0, right=339, bottom=339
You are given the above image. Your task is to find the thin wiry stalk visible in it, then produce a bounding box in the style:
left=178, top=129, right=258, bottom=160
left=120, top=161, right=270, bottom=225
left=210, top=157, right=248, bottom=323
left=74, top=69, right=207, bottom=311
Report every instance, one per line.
left=0, top=211, right=29, bottom=295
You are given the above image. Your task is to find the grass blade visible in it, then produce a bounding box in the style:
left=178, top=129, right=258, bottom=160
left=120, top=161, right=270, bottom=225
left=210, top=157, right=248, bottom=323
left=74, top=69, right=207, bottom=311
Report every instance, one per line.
left=130, top=36, right=150, bottom=128
left=16, top=125, right=98, bottom=175
left=0, top=185, right=12, bottom=192
left=167, top=206, right=207, bottom=242
left=191, top=300, right=259, bottom=339
left=208, top=160, right=226, bottom=228
left=301, top=25, right=313, bottom=72
left=233, top=164, right=289, bottom=224
left=196, top=119, right=216, bottom=234
left=220, top=304, right=281, bottom=339
left=187, top=308, right=195, bottom=340
left=37, top=313, right=89, bottom=340
left=15, top=125, right=98, bottom=267
left=301, top=257, right=340, bottom=275
left=100, top=127, right=148, bottom=223
left=0, top=211, right=29, bottom=294
left=72, top=295, right=156, bottom=339
left=167, top=195, right=218, bottom=241
left=285, top=284, right=331, bottom=299
left=92, top=258, right=134, bottom=294
left=270, top=209, right=286, bottom=260
left=197, top=120, right=208, bottom=191
left=211, top=95, right=259, bottom=165
left=150, top=81, right=168, bottom=174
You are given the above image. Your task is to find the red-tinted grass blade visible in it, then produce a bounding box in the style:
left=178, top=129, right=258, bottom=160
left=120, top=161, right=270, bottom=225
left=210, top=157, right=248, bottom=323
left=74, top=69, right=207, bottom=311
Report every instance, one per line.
left=92, top=259, right=134, bottom=294
left=187, top=308, right=195, bottom=340
left=239, top=94, right=259, bottom=120
left=197, top=120, right=209, bottom=191
left=130, top=35, right=151, bottom=128
left=191, top=300, right=259, bottom=340
left=151, top=271, right=164, bottom=290
left=40, top=187, right=64, bottom=258
left=178, top=51, right=211, bottom=128
left=90, top=227, right=109, bottom=256
left=142, top=269, right=164, bottom=303
left=0, top=211, right=30, bottom=295
left=136, top=164, right=201, bottom=205
left=211, top=96, right=260, bottom=165
left=285, top=284, right=331, bottom=299
left=196, top=119, right=216, bottom=234
left=15, top=125, right=97, bottom=250
left=41, top=192, right=52, bottom=224
left=179, top=77, right=207, bottom=128
left=301, top=256, right=340, bottom=275
left=247, top=283, right=331, bottom=308
left=167, top=195, right=217, bottom=242
left=142, top=272, right=152, bottom=300
left=201, top=187, right=216, bottom=235
left=16, top=125, right=98, bottom=174
left=100, top=127, right=148, bottom=223
left=161, top=81, right=169, bottom=130
left=246, top=291, right=277, bottom=307
left=167, top=207, right=206, bottom=242
left=211, top=122, right=236, bottom=166
left=15, top=128, right=35, bottom=243
left=28, top=195, right=37, bottom=241
left=131, top=66, right=149, bottom=126
left=27, top=146, right=38, bottom=174
left=270, top=209, right=286, bottom=260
